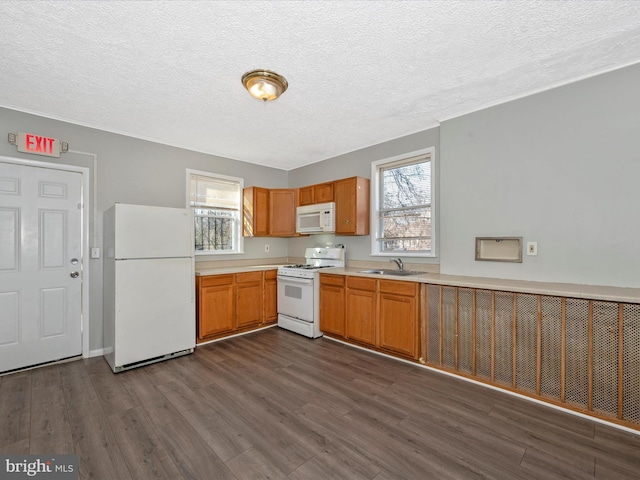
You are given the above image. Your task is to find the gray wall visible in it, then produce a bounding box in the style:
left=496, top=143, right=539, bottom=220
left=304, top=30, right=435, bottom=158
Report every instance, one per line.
left=0, top=107, right=289, bottom=352
left=287, top=127, right=440, bottom=263
left=3, top=60, right=640, bottom=355
left=439, top=63, right=640, bottom=288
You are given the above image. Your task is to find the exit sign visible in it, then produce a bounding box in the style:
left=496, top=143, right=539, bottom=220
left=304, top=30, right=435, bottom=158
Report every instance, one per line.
left=16, top=132, right=62, bottom=157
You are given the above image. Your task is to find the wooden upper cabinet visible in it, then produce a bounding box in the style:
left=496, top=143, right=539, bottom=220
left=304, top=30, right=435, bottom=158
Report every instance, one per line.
left=243, top=187, right=297, bottom=237
left=334, top=177, right=369, bottom=235
left=269, top=189, right=297, bottom=236
left=299, top=182, right=335, bottom=206
left=243, top=186, right=269, bottom=237
left=298, top=186, right=314, bottom=206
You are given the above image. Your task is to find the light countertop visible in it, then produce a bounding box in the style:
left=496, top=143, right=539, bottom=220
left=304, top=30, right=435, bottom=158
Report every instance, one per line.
left=321, top=267, right=640, bottom=304
left=195, top=264, right=640, bottom=303
left=195, top=265, right=282, bottom=276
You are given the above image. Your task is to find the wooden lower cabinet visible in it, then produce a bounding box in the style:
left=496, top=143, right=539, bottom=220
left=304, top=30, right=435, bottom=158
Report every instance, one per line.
left=197, top=274, right=235, bottom=339
left=319, top=273, right=420, bottom=360
left=346, top=277, right=376, bottom=345
left=236, top=271, right=263, bottom=328
left=196, top=269, right=277, bottom=342
left=319, top=275, right=346, bottom=336
left=378, top=280, right=419, bottom=358
left=264, top=269, right=278, bottom=323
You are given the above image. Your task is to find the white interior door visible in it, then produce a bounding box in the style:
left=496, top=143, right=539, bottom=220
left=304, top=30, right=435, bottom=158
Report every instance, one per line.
left=0, top=161, right=83, bottom=373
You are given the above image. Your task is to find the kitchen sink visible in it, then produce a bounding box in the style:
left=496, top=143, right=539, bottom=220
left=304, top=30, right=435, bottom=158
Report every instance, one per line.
left=358, top=269, right=421, bottom=276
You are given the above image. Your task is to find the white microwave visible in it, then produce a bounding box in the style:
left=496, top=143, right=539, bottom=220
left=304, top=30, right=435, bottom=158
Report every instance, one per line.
left=296, top=202, right=335, bottom=234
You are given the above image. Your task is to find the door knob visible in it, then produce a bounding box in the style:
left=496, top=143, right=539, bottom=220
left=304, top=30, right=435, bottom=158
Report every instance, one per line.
left=70, top=258, right=79, bottom=265
left=70, top=271, right=79, bottom=278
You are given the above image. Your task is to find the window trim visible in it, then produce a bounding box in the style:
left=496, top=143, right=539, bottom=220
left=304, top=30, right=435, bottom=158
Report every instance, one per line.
left=370, top=147, right=436, bottom=258
left=186, top=168, right=244, bottom=256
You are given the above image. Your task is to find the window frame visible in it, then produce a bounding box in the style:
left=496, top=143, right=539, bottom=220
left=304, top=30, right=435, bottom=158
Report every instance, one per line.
left=186, top=168, right=244, bottom=256
left=370, top=147, right=436, bottom=258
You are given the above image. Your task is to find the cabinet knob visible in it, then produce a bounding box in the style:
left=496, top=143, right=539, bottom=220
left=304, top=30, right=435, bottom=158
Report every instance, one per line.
left=344, top=219, right=350, bottom=224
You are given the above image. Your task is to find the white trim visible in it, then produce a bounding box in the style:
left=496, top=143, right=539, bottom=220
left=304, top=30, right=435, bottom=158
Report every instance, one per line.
left=370, top=147, right=437, bottom=258
left=89, top=348, right=105, bottom=358
left=195, top=324, right=277, bottom=347
left=0, top=154, right=91, bottom=359
left=185, top=168, right=245, bottom=255
left=323, top=336, right=640, bottom=436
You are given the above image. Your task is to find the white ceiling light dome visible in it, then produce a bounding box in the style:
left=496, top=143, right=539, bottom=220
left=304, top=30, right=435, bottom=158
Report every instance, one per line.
left=242, top=69, right=288, bottom=102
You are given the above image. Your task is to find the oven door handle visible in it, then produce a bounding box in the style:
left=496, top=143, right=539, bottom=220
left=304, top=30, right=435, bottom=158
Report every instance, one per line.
left=277, top=276, right=314, bottom=286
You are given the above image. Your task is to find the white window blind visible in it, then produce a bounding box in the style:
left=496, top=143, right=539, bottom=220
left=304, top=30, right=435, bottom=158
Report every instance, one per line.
left=188, top=173, right=242, bottom=254
left=372, top=150, right=434, bottom=256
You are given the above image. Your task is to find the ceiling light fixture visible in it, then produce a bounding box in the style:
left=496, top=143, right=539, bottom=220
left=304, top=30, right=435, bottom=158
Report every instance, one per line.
left=242, top=69, right=288, bottom=102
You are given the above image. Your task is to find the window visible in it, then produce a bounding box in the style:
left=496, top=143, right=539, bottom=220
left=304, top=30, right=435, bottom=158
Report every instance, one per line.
left=187, top=169, right=244, bottom=255
left=371, top=148, right=435, bottom=257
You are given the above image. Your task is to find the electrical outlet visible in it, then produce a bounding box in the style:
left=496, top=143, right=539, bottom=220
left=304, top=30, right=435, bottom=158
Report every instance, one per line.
left=527, top=242, right=537, bottom=256
left=264, top=244, right=270, bottom=253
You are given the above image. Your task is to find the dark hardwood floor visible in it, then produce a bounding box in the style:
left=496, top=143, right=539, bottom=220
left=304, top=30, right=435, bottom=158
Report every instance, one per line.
left=1, top=327, right=639, bottom=479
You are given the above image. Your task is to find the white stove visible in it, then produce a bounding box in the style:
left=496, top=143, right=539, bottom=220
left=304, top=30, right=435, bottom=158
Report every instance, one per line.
left=277, top=247, right=345, bottom=338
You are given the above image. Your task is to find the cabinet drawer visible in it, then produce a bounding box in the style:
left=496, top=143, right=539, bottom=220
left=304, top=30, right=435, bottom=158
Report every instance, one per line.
left=264, top=269, right=277, bottom=280
left=347, top=276, right=376, bottom=291
left=379, top=280, right=418, bottom=296
left=199, top=274, right=234, bottom=287
left=320, top=274, right=345, bottom=286
left=237, top=271, right=263, bottom=283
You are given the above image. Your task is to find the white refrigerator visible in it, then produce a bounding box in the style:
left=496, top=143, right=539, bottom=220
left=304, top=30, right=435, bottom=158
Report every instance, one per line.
left=103, top=203, right=195, bottom=372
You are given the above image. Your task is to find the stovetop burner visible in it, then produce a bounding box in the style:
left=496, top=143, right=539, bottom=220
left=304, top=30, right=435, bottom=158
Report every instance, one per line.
left=282, top=264, right=333, bottom=270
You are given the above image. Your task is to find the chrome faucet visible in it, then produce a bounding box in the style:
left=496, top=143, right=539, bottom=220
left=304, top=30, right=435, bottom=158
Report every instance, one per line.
left=390, top=258, right=404, bottom=271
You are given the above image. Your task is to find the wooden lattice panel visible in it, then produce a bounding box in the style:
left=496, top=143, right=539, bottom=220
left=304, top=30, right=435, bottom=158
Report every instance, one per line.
left=441, top=287, right=457, bottom=369
left=457, top=288, right=474, bottom=375
left=591, top=301, right=619, bottom=418
left=475, top=290, right=493, bottom=381
left=422, top=283, right=640, bottom=430
left=540, top=296, right=562, bottom=401
left=565, top=299, right=589, bottom=410
left=494, top=291, right=514, bottom=387
left=623, top=304, right=640, bottom=425
left=427, top=285, right=440, bottom=365
left=516, top=294, right=538, bottom=394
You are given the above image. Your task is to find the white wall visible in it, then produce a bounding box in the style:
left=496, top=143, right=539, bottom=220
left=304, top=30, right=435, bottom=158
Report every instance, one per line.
left=440, top=63, right=640, bottom=288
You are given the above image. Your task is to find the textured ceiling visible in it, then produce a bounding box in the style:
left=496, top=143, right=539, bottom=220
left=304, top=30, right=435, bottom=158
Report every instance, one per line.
left=1, top=1, right=640, bottom=170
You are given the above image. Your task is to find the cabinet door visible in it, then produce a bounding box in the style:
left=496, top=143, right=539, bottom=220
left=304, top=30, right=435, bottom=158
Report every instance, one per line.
left=346, top=278, right=376, bottom=345
left=264, top=270, right=277, bottom=323
left=197, top=276, right=235, bottom=340
left=320, top=283, right=345, bottom=336
left=298, top=186, right=314, bottom=206
left=334, top=177, right=369, bottom=235
left=243, top=187, right=269, bottom=237
left=315, top=183, right=334, bottom=203
left=379, top=291, right=418, bottom=359
left=237, top=272, right=263, bottom=328
left=269, top=189, right=297, bottom=236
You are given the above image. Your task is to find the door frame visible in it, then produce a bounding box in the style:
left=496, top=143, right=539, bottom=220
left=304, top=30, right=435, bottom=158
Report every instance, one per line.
left=0, top=154, right=91, bottom=359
